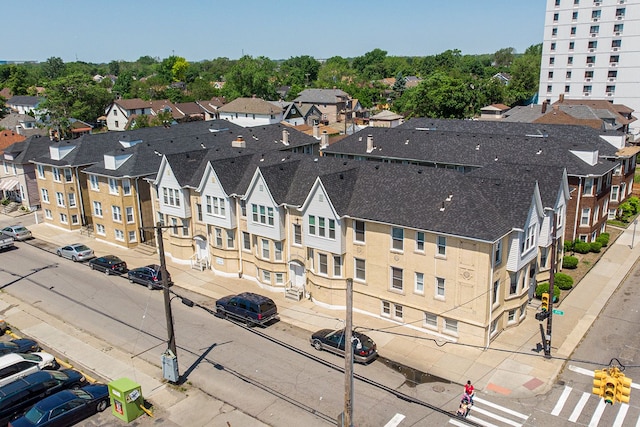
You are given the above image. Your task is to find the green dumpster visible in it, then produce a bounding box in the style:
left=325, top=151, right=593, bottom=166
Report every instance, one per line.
left=108, top=378, right=145, bottom=422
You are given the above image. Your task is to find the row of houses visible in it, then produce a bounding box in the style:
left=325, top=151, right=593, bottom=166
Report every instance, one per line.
left=0, top=118, right=636, bottom=347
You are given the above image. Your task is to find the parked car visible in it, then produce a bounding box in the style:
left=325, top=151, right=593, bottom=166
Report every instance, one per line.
left=8, top=384, right=109, bottom=427
left=127, top=264, right=172, bottom=289
left=0, top=232, right=15, bottom=251
left=1, top=226, right=32, bottom=241
left=0, top=353, right=58, bottom=387
left=216, top=292, right=278, bottom=327
left=0, top=339, right=40, bottom=356
left=55, top=244, right=94, bottom=262
left=88, top=255, right=127, bottom=275
left=0, top=369, right=85, bottom=425
left=0, top=320, right=7, bottom=335
left=310, top=329, right=378, bottom=364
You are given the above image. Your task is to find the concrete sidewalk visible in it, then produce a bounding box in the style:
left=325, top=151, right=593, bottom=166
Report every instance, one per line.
left=2, top=211, right=638, bottom=408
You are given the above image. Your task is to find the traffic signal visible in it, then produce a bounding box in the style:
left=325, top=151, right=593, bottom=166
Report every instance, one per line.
left=593, top=369, right=607, bottom=398
left=603, top=375, right=617, bottom=405
left=616, top=373, right=632, bottom=404
left=535, top=310, right=549, bottom=321
left=540, top=292, right=550, bottom=312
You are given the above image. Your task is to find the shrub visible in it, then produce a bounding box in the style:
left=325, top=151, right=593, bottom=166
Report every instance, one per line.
left=596, top=233, right=610, bottom=247
left=564, top=240, right=574, bottom=253
left=590, top=241, right=602, bottom=253
left=554, top=273, right=574, bottom=290
left=562, top=255, right=578, bottom=269
left=574, top=241, right=591, bottom=254
left=0, top=199, right=8, bottom=206
left=535, top=282, right=561, bottom=300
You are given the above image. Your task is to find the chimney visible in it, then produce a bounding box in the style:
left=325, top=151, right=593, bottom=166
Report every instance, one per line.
left=320, top=131, right=329, bottom=150
left=541, top=100, right=547, bottom=114
left=559, top=93, right=565, bottom=103
left=282, top=129, right=289, bottom=145
left=313, top=124, right=320, bottom=139
left=366, top=134, right=374, bottom=153
left=232, top=135, right=246, bottom=148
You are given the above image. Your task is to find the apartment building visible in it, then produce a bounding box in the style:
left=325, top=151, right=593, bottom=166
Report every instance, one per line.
left=322, top=119, right=632, bottom=244
left=539, top=0, right=640, bottom=131
left=152, top=150, right=569, bottom=346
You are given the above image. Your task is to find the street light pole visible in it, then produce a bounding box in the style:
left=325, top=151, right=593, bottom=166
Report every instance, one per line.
left=632, top=219, right=638, bottom=249
left=544, top=210, right=557, bottom=359
left=156, top=223, right=177, bottom=358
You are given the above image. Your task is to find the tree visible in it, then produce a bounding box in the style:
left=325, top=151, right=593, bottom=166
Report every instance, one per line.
left=39, top=73, right=113, bottom=138
left=221, top=55, right=278, bottom=100
left=108, top=60, right=120, bottom=76
left=0, top=96, right=8, bottom=119
left=352, top=48, right=387, bottom=80
left=5, top=65, right=30, bottom=95
left=171, top=57, right=190, bottom=82
left=505, top=44, right=542, bottom=105
left=391, top=72, right=406, bottom=99
left=317, top=56, right=355, bottom=87
left=278, top=55, right=320, bottom=87
left=42, top=57, right=65, bottom=80
left=493, top=48, right=515, bottom=67
left=402, top=71, right=474, bottom=119
left=112, top=70, right=134, bottom=98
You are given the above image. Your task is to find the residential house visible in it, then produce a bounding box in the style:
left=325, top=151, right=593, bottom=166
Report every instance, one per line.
left=6, top=96, right=42, bottom=115
left=322, top=118, right=630, bottom=245
left=196, top=97, right=225, bottom=120
left=104, top=98, right=185, bottom=131
left=480, top=104, right=511, bottom=120
left=369, top=110, right=404, bottom=128
left=292, top=89, right=350, bottom=124
left=218, top=97, right=285, bottom=127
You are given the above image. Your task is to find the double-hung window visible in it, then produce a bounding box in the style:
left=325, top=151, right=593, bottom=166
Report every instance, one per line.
left=392, top=227, right=403, bottom=251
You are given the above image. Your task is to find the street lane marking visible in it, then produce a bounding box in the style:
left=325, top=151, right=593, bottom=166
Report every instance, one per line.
left=472, top=406, right=522, bottom=427
left=589, top=399, right=607, bottom=427
left=569, top=392, right=590, bottom=422
left=466, top=414, right=499, bottom=427
left=551, top=385, right=572, bottom=416
left=613, top=403, right=629, bottom=427
left=473, top=396, right=529, bottom=419
left=569, top=365, right=640, bottom=389
left=383, top=413, right=405, bottom=427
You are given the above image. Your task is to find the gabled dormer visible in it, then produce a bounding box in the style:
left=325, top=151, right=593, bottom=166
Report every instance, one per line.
left=196, top=162, right=236, bottom=229
left=154, top=156, right=191, bottom=218
left=299, top=177, right=344, bottom=255
left=507, top=183, right=545, bottom=272
left=243, top=168, right=284, bottom=241
left=49, top=144, right=76, bottom=160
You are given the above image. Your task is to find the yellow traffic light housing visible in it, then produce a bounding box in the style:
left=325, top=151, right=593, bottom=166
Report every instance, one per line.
left=593, top=369, right=607, bottom=397
left=603, top=376, right=617, bottom=405
left=541, top=292, right=550, bottom=312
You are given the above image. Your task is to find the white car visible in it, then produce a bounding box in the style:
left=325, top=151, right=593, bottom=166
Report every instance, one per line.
left=0, top=352, right=58, bottom=387
left=56, top=243, right=94, bottom=262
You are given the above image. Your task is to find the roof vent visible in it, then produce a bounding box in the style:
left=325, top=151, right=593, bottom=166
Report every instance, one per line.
left=440, top=201, right=446, bottom=212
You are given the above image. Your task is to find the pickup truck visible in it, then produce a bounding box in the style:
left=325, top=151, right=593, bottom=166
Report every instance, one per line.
left=0, top=232, right=15, bottom=251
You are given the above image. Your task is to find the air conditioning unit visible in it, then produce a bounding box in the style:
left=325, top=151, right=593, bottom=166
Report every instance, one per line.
left=584, top=92, right=591, bottom=96
left=586, top=78, right=592, bottom=82
left=587, top=63, right=594, bottom=67
left=617, top=15, right=623, bottom=20
left=595, top=1, right=601, bottom=5
left=607, top=92, right=614, bottom=96
left=613, top=47, right=619, bottom=51
left=611, top=62, right=618, bottom=67
left=609, top=78, right=615, bottom=82
left=589, top=48, right=595, bottom=52
left=591, top=33, right=597, bottom=37
left=615, top=32, right=621, bottom=36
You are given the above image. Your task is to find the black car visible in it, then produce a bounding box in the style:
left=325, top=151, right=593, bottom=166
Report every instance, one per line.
left=88, top=255, right=127, bottom=275
left=9, top=384, right=109, bottom=427
left=0, top=369, right=85, bottom=425
left=310, top=329, right=378, bottom=364
left=127, top=264, right=172, bottom=289
left=216, top=292, right=278, bottom=327
left=0, top=339, right=40, bottom=356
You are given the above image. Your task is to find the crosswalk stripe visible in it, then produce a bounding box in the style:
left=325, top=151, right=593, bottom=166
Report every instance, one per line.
left=613, top=403, right=629, bottom=427
left=449, top=419, right=467, bottom=427
left=552, top=385, right=572, bottom=416
left=383, top=413, right=405, bottom=427
left=569, top=392, right=590, bottom=422
left=569, top=365, right=640, bottom=390
left=473, top=397, right=529, bottom=420
left=472, top=406, right=522, bottom=427
left=636, top=411, right=640, bottom=427
left=466, top=414, right=500, bottom=427
left=589, top=399, right=607, bottom=427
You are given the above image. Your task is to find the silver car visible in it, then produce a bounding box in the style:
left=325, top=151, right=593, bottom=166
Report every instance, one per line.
left=56, top=243, right=94, bottom=262
left=1, top=225, right=32, bottom=241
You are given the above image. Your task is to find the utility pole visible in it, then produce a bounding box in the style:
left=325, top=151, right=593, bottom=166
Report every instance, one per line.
left=342, top=278, right=354, bottom=427
left=544, top=210, right=557, bottom=358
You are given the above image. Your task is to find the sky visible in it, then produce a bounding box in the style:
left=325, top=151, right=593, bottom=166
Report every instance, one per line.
left=4, top=0, right=547, bottom=64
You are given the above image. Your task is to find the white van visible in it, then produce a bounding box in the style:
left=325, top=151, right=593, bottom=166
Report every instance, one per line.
left=0, top=353, right=57, bottom=387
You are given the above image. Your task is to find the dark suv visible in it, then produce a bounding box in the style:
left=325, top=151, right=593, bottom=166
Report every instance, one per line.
left=216, top=292, right=278, bottom=327
left=127, top=264, right=172, bottom=289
